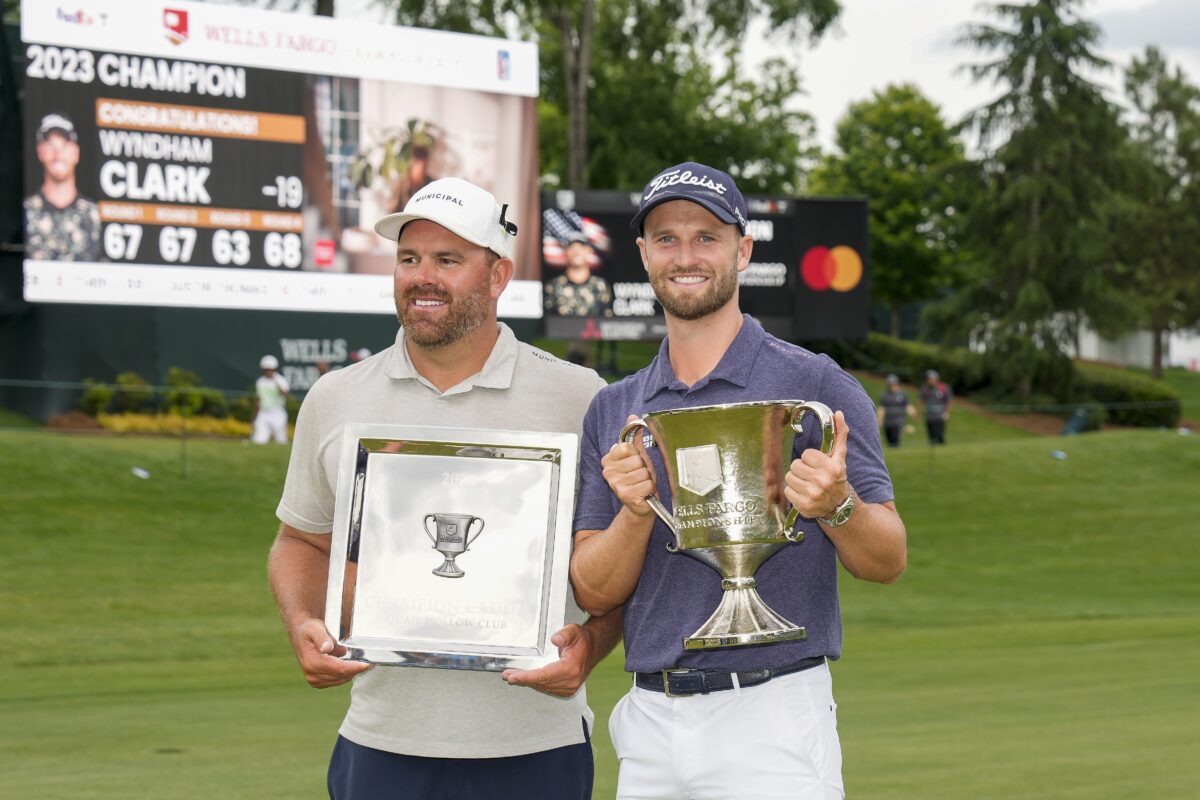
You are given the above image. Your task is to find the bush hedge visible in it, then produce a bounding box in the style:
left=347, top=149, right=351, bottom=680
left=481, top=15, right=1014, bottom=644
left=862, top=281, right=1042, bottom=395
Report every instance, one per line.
left=97, top=412, right=254, bottom=437
left=80, top=368, right=262, bottom=424
left=824, top=333, right=1180, bottom=429
left=1074, top=363, right=1181, bottom=428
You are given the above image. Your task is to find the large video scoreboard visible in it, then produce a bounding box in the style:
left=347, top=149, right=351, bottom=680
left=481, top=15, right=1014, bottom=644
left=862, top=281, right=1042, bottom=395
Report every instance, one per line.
left=19, top=0, right=542, bottom=316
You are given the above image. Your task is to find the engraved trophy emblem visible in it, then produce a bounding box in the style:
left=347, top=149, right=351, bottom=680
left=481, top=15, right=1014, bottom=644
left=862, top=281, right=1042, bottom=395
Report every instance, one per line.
left=423, top=513, right=486, bottom=578
left=619, top=401, right=835, bottom=650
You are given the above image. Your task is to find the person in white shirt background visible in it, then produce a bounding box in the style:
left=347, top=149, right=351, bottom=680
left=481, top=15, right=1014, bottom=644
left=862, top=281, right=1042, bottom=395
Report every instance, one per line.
left=253, top=355, right=290, bottom=444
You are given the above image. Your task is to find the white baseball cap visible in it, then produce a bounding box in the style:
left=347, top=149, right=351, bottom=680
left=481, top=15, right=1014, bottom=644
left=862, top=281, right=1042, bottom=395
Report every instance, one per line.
left=373, top=177, right=517, bottom=259
left=260, top=355, right=279, bottom=369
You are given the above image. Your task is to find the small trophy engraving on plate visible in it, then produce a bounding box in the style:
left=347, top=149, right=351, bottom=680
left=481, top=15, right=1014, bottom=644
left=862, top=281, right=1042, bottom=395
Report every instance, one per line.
left=423, top=513, right=485, bottom=578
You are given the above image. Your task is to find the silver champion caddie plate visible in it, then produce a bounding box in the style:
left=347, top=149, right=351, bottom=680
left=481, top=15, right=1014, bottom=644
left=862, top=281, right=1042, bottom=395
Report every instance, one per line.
left=324, top=423, right=579, bottom=671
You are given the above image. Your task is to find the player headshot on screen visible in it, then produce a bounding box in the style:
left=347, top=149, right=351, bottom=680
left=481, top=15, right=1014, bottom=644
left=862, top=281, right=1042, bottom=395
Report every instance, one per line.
left=24, top=113, right=101, bottom=262
left=544, top=231, right=613, bottom=317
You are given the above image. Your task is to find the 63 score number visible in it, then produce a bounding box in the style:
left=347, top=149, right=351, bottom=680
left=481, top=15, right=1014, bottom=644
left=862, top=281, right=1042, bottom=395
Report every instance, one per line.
left=103, top=224, right=303, bottom=268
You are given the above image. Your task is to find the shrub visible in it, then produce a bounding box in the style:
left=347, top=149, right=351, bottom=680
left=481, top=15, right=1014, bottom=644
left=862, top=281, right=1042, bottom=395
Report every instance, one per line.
left=162, top=367, right=230, bottom=418
left=1075, top=363, right=1181, bottom=428
left=822, top=334, right=1180, bottom=428
left=110, top=372, right=156, bottom=414
left=230, top=395, right=255, bottom=423
left=97, top=412, right=253, bottom=437
left=80, top=378, right=113, bottom=417
left=823, top=333, right=991, bottom=394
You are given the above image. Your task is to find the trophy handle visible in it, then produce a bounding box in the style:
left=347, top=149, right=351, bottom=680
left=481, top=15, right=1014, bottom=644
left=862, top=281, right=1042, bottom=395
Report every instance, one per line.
left=783, top=401, right=836, bottom=540
left=466, top=517, right=485, bottom=547
left=618, top=417, right=681, bottom=552
left=422, top=514, right=438, bottom=544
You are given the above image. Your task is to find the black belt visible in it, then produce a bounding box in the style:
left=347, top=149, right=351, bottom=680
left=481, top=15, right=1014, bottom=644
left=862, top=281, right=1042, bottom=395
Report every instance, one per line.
left=634, top=655, right=826, bottom=698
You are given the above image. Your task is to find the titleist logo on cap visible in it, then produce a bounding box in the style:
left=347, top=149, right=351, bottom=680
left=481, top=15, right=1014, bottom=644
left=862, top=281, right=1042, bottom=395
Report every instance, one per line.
left=644, top=169, right=727, bottom=201
left=413, top=193, right=464, bottom=207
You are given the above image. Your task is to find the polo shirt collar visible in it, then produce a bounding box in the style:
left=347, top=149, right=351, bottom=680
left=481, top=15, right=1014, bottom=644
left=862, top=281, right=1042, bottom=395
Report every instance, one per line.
left=385, top=322, right=519, bottom=394
left=641, top=314, right=766, bottom=401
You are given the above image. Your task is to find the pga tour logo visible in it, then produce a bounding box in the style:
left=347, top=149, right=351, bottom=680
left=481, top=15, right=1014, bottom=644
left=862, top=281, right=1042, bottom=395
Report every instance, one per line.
left=164, top=8, right=188, bottom=45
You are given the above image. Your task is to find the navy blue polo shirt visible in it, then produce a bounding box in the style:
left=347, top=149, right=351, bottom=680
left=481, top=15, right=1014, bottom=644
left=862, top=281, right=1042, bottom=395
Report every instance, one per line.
left=574, top=315, right=894, bottom=673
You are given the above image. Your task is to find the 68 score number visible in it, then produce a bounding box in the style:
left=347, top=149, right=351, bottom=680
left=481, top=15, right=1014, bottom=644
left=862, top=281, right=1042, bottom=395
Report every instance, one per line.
left=102, top=224, right=302, bottom=268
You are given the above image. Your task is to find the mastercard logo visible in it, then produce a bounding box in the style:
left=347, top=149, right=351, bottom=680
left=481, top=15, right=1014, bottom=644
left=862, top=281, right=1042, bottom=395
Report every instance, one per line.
left=800, top=245, right=863, bottom=292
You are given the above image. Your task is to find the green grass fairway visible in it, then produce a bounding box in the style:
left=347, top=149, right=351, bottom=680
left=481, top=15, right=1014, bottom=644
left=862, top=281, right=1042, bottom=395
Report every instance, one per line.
left=3, top=428, right=1199, bottom=798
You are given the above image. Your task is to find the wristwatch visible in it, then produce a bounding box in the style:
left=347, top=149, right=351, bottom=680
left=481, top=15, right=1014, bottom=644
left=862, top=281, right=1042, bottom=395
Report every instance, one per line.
left=818, top=485, right=857, bottom=527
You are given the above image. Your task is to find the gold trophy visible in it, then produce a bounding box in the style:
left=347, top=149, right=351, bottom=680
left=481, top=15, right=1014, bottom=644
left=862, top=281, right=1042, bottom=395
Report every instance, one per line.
left=619, top=401, right=834, bottom=650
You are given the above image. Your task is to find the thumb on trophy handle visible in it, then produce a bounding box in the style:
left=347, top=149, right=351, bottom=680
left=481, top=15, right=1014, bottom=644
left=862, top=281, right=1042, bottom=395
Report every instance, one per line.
left=619, top=416, right=653, bottom=449
left=790, top=401, right=836, bottom=455
left=422, top=514, right=437, bottom=543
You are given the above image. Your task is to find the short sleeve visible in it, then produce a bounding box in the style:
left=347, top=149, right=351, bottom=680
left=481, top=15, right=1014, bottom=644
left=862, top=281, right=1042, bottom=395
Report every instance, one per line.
left=572, top=393, right=619, bottom=534
left=823, top=364, right=895, bottom=506
left=276, top=384, right=335, bottom=533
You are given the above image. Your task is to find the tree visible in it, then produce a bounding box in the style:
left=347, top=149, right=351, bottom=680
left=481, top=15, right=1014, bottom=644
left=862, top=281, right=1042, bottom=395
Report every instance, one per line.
left=263, top=0, right=336, bottom=16
left=809, top=84, right=973, bottom=337
left=934, top=0, right=1125, bottom=396
left=1097, top=47, right=1200, bottom=378
left=382, top=0, right=841, bottom=191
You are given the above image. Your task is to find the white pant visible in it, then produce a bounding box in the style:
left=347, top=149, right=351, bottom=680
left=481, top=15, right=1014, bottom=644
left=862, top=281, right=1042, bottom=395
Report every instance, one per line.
left=252, top=406, right=289, bottom=444
left=610, top=662, right=843, bottom=800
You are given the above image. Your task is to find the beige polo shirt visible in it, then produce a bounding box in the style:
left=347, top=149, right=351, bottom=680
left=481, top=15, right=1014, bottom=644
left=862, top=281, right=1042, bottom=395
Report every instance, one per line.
left=277, top=323, right=607, bottom=758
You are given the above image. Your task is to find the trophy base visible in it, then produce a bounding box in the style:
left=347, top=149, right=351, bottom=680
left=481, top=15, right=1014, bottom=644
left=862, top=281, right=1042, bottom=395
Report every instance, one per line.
left=432, top=558, right=465, bottom=578
left=683, top=586, right=806, bottom=650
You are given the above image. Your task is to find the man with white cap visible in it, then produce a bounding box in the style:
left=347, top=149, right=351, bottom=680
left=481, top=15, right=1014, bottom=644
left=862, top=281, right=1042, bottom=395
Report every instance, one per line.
left=267, top=177, right=621, bottom=798
left=570, top=162, right=907, bottom=798
left=252, top=355, right=290, bottom=444
left=24, top=112, right=101, bottom=261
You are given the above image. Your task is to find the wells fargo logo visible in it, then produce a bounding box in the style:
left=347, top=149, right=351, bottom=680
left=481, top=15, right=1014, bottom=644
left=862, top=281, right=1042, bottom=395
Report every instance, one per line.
left=163, top=8, right=189, bottom=46
left=800, top=245, right=862, bottom=292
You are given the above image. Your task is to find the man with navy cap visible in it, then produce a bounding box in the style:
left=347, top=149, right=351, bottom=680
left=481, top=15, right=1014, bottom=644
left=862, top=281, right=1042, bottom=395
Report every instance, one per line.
left=268, top=177, right=621, bottom=798
left=24, top=112, right=101, bottom=261
left=570, top=162, right=907, bottom=798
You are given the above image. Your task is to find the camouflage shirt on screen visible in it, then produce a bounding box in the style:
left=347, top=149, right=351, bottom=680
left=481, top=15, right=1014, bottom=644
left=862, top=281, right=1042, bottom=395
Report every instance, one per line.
left=544, top=274, right=612, bottom=317
left=24, top=192, right=101, bottom=262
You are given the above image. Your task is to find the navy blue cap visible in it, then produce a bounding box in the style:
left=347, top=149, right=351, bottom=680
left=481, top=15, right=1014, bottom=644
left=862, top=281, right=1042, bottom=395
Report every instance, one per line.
left=630, top=162, right=748, bottom=234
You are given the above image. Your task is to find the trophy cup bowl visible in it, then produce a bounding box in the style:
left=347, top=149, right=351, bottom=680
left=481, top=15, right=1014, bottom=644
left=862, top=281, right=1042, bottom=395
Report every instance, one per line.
left=619, top=400, right=834, bottom=650
left=423, top=513, right=486, bottom=578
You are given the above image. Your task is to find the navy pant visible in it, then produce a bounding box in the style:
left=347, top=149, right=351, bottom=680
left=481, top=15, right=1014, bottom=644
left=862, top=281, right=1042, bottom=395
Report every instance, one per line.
left=327, top=720, right=593, bottom=800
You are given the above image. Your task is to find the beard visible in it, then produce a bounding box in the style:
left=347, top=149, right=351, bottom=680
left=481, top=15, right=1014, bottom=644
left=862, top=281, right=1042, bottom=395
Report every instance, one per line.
left=650, top=261, right=739, bottom=321
left=396, top=281, right=491, bottom=348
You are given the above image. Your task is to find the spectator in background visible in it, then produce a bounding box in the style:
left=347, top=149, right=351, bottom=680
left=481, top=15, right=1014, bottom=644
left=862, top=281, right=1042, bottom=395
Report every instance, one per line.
left=877, top=373, right=917, bottom=448
left=544, top=231, right=613, bottom=317
left=920, top=369, right=953, bottom=445
left=253, top=355, right=290, bottom=445
left=24, top=113, right=101, bottom=262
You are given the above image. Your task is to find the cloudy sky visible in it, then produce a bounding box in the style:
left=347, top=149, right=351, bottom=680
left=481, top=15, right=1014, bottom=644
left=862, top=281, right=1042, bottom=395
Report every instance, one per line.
left=784, top=0, right=1200, bottom=148
left=332, top=0, right=1199, bottom=150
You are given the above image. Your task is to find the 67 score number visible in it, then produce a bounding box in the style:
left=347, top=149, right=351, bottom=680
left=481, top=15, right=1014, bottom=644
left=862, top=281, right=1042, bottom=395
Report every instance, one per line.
left=102, top=224, right=303, bottom=268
